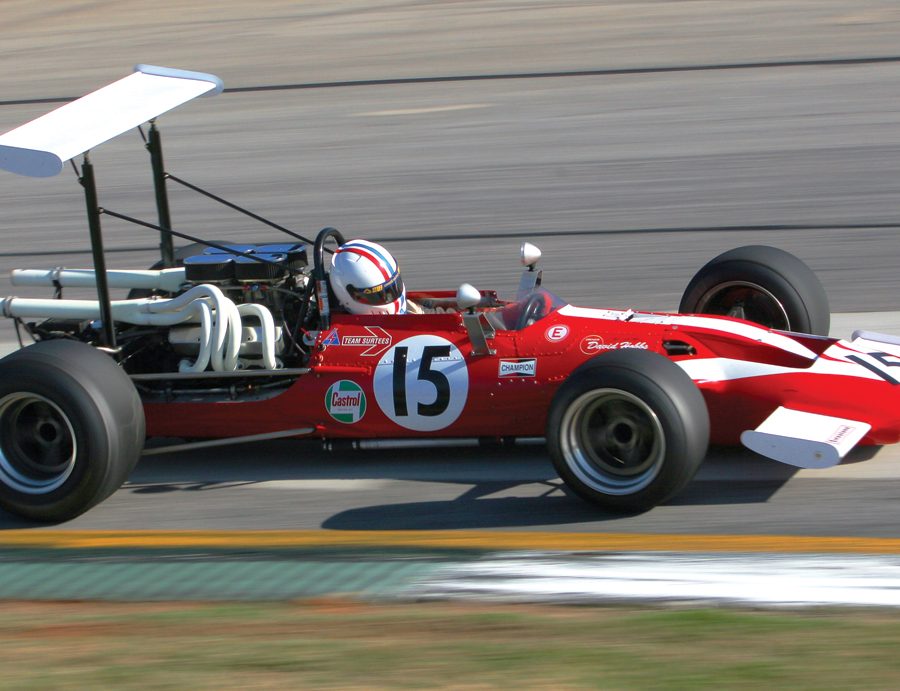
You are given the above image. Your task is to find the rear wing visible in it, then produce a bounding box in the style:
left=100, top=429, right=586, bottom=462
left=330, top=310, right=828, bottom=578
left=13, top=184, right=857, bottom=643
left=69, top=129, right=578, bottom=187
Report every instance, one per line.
left=0, top=65, right=222, bottom=178
left=0, top=65, right=223, bottom=349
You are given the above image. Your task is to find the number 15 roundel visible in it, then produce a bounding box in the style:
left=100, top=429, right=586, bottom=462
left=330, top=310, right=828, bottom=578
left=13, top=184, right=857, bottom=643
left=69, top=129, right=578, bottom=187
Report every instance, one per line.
left=374, top=335, right=469, bottom=431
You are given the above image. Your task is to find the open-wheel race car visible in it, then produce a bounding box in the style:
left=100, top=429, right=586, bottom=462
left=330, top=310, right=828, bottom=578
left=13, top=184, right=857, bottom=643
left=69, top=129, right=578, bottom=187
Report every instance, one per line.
left=2, top=65, right=900, bottom=523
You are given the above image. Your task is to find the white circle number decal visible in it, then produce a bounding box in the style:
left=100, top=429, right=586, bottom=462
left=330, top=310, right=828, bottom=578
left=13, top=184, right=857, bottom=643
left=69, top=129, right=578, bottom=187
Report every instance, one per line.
left=374, top=335, right=469, bottom=431
left=545, top=324, right=569, bottom=342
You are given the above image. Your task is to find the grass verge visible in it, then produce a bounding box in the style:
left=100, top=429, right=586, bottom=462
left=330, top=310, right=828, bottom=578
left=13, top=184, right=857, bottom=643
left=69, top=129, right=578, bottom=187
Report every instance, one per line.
left=3, top=600, right=900, bottom=688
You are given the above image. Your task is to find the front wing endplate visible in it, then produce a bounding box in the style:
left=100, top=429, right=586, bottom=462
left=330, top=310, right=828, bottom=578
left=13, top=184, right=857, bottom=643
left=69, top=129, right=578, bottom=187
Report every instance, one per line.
left=740, top=406, right=870, bottom=469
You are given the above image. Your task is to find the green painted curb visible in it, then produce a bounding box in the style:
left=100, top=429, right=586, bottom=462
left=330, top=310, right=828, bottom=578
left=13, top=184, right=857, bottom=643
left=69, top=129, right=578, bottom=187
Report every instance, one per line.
left=0, top=548, right=471, bottom=601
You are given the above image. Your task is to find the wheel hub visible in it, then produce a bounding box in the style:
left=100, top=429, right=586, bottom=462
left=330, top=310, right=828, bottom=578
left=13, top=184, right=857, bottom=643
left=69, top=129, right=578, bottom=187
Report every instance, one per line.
left=0, top=393, right=77, bottom=494
left=561, top=388, right=665, bottom=495
left=695, top=281, right=790, bottom=330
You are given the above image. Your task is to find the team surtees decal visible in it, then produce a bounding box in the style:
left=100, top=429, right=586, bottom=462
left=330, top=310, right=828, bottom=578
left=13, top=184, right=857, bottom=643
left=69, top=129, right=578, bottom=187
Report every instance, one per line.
left=544, top=324, right=569, bottom=342
left=498, top=359, right=537, bottom=377
left=325, top=380, right=367, bottom=423
left=374, top=335, right=469, bottom=431
left=340, top=326, right=393, bottom=356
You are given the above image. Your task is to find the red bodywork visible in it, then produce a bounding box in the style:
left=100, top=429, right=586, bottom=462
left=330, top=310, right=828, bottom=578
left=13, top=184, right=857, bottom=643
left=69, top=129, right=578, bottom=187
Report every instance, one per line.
left=142, top=289, right=900, bottom=448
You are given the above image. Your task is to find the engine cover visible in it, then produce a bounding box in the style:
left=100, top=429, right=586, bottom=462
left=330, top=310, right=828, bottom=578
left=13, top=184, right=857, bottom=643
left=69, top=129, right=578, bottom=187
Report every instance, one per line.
left=184, top=243, right=307, bottom=284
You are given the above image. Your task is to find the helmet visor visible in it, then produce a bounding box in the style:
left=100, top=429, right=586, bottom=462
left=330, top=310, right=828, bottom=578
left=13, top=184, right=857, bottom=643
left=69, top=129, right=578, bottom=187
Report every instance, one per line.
left=346, top=272, right=404, bottom=306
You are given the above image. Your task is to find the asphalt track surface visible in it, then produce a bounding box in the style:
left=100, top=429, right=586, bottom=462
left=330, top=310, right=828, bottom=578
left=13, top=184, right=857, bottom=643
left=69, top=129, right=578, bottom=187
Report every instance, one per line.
left=2, top=2, right=900, bottom=539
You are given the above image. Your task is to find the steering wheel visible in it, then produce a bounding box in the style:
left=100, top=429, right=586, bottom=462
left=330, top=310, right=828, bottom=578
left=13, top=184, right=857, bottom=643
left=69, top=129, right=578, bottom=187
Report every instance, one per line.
left=515, top=292, right=549, bottom=330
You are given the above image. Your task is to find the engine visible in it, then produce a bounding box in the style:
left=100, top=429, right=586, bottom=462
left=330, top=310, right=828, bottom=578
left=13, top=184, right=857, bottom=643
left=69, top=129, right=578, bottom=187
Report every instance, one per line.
left=4, top=241, right=316, bottom=376
left=167, top=243, right=311, bottom=370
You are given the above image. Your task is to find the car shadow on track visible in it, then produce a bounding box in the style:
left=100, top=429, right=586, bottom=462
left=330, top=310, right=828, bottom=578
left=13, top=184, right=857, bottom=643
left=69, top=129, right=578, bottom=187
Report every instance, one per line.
left=319, top=477, right=799, bottom=531
left=1, top=440, right=881, bottom=530
left=0, top=513, right=37, bottom=529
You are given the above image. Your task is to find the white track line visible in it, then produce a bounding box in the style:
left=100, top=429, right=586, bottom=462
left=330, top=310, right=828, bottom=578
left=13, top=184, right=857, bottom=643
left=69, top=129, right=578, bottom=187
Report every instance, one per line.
left=411, top=551, right=900, bottom=607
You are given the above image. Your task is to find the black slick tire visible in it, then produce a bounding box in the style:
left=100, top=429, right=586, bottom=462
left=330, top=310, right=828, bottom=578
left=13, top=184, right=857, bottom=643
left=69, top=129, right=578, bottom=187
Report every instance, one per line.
left=0, top=340, right=144, bottom=522
left=547, top=349, right=709, bottom=512
left=679, top=245, right=830, bottom=335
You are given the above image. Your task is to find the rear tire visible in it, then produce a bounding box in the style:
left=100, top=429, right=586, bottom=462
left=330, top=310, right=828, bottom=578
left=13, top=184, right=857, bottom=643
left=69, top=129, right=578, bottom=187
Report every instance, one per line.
left=0, top=340, right=144, bottom=522
left=547, top=349, right=708, bottom=512
left=679, top=245, right=830, bottom=336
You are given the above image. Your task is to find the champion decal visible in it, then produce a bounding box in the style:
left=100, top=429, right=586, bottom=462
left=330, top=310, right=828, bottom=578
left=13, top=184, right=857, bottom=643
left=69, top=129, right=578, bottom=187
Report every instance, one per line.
left=499, top=359, right=537, bottom=378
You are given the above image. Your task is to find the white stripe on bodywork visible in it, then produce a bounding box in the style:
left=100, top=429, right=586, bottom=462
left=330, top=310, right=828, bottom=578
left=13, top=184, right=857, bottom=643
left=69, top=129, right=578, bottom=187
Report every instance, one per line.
left=676, top=357, right=798, bottom=383
left=559, top=306, right=897, bottom=385
left=632, top=313, right=819, bottom=360
left=558, top=305, right=634, bottom=322
left=677, top=352, right=889, bottom=384
left=557, top=306, right=818, bottom=360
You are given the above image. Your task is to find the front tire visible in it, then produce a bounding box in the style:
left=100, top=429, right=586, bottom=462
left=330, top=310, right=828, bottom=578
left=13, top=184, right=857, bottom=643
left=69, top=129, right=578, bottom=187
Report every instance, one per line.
left=547, top=349, right=709, bottom=512
left=0, top=340, right=144, bottom=522
left=679, top=245, right=830, bottom=335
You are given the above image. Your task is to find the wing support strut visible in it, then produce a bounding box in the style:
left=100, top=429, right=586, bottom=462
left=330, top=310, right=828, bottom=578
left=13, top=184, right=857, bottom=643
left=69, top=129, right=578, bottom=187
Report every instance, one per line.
left=146, top=121, right=175, bottom=268
left=79, top=155, right=116, bottom=349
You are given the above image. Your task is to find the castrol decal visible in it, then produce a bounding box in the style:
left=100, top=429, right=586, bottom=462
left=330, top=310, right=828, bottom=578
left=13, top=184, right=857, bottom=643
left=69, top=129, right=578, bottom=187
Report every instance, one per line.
left=325, top=380, right=367, bottom=424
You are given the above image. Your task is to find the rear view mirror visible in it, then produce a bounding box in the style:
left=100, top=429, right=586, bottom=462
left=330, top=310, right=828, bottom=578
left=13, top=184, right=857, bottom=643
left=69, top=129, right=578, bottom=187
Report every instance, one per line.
left=520, top=242, right=541, bottom=269
left=456, top=283, right=481, bottom=311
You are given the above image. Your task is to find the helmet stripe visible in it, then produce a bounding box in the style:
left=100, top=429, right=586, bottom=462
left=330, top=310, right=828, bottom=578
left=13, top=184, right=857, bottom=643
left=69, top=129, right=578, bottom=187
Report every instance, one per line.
left=343, top=241, right=397, bottom=273
left=335, top=246, right=391, bottom=281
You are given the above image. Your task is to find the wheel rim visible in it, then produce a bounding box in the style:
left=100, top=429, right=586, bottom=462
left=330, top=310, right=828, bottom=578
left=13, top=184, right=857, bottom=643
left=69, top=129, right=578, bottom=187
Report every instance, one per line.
left=694, top=281, right=790, bottom=330
left=559, top=388, right=665, bottom=496
left=0, top=393, right=77, bottom=495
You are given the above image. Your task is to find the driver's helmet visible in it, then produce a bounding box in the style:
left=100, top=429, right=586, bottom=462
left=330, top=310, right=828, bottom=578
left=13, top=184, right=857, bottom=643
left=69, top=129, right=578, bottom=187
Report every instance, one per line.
left=330, top=239, right=407, bottom=315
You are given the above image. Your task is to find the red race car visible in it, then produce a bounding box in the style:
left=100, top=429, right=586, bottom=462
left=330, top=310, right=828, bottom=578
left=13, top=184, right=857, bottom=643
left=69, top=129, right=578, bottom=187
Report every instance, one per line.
left=1, top=66, right=899, bottom=522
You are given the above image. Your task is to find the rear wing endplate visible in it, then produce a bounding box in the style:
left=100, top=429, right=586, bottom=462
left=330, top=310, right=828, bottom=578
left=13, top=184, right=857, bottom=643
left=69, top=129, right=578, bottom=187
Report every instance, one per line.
left=0, top=64, right=223, bottom=178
